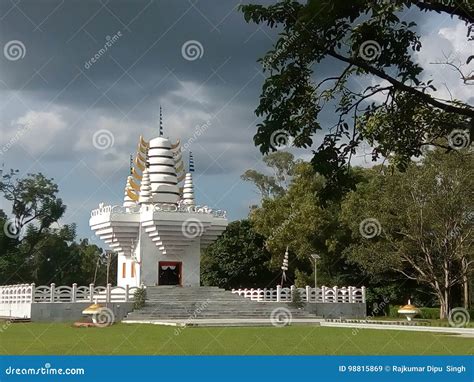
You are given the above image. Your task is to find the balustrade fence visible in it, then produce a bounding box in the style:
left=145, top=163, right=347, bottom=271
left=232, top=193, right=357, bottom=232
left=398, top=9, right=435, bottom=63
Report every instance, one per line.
left=0, top=283, right=137, bottom=305
left=232, top=285, right=366, bottom=303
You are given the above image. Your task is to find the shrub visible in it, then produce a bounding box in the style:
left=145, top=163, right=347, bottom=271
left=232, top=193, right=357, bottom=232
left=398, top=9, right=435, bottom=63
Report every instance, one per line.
left=133, top=287, right=147, bottom=310
left=289, top=288, right=305, bottom=309
left=419, top=307, right=440, bottom=320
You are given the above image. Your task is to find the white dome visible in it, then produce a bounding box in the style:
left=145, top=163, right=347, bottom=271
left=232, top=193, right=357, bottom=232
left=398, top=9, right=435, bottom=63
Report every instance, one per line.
left=149, top=137, right=171, bottom=149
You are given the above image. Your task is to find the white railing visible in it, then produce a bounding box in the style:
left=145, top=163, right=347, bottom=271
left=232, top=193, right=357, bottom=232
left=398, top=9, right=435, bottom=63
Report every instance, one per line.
left=0, top=283, right=138, bottom=305
left=91, top=203, right=227, bottom=218
left=231, top=285, right=366, bottom=303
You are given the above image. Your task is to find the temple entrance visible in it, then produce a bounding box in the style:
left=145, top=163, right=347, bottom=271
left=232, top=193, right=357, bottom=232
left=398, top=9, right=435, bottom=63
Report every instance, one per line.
left=158, top=261, right=182, bottom=286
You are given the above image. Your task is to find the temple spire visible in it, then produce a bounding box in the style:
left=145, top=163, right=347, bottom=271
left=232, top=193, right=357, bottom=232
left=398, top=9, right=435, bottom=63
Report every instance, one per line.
left=189, top=151, right=195, bottom=172
left=159, top=106, right=163, bottom=137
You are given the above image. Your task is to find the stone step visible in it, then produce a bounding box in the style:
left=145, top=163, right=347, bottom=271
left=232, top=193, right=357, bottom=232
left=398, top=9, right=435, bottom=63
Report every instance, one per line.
left=126, top=286, right=316, bottom=321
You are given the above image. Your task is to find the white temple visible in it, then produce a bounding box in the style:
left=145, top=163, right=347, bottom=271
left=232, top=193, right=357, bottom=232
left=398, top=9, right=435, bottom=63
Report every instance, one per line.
left=89, top=132, right=228, bottom=287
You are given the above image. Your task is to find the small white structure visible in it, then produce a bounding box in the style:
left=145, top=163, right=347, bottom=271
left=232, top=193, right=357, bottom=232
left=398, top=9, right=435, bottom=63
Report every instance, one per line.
left=398, top=300, right=420, bottom=321
left=89, top=134, right=228, bottom=287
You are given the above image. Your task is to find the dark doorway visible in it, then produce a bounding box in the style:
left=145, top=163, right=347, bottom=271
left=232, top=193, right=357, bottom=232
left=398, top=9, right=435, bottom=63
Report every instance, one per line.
left=158, top=262, right=182, bottom=285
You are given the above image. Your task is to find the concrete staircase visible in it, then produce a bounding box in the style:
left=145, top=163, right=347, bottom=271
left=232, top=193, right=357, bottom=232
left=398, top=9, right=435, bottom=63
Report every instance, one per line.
left=123, top=286, right=318, bottom=324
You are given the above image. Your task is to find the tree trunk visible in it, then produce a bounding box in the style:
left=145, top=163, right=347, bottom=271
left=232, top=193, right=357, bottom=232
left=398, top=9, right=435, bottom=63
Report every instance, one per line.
left=462, top=257, right=470, bottom=310
left=437, top=292, right=447, bottom=319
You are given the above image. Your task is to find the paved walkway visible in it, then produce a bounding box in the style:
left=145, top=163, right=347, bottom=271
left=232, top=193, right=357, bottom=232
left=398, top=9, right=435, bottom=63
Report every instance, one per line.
left=123, top=318, right=474, bottom=335
left=320, top=321, right=474, bottom=335
left=123, top=318, right=325, bottom=327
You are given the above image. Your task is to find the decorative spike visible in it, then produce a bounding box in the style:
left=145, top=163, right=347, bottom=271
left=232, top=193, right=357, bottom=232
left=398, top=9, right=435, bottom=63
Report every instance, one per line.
left=177, top=173, right=186, bottom=182
left=135, top=157, right=145, bottom=172
left=123, top=176, right=137, bottom=209
left=159, top=106, right=163, bottom=137
left=189, top=151, right=195, bottom=172
left=126, top=188, right=139, bottom=201
left=137, top=152, right=146, bottom=163
left=129, top=154, right=133, bottom=175
left=131, top=167, right=142, bottom=181
left=129, top=178, right=141, bottom=192
left=140, top=135, right=149, bottom=148
left=175, top=162, right=184, bottom=173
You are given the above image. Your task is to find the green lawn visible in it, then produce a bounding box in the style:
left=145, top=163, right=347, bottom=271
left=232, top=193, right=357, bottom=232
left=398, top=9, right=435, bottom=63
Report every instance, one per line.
left=0, top=322, right=472, bottom=355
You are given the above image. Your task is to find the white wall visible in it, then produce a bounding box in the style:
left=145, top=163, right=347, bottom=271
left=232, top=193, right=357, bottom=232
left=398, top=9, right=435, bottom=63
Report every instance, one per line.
left=137, top=227, right=201, bottom=287
left=0, top=303, right=31, bottom=318
left=117, top=254, right=140, bottom=288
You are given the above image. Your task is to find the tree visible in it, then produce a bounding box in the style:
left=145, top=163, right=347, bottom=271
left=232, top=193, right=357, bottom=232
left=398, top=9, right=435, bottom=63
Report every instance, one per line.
left=250, top=162, right=367, bottom=287
left=341, top=149, right=473, bottom=318
left=0, top=171, right=107, bottom=286
left=240, top=0, right=473, bottom=189
left=0, top=170, right=66, bottom=247
left=201, top=220, right=276, bottom=289
left=241, top=151, right=297, bottom=198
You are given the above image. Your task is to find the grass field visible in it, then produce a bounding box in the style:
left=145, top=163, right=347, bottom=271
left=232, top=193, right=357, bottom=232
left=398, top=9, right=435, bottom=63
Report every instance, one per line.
left=0, top=322, right=472, bottom=355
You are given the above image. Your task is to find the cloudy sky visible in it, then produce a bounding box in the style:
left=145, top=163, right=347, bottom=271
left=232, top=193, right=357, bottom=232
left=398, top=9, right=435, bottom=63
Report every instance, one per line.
left=0, top=0, right=471, bottom=241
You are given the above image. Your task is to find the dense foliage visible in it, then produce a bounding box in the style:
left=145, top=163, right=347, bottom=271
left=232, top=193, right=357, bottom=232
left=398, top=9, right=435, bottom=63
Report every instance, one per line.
left=240, top=0, right=473, bottom=192
left=201, top=220, right=276, bottom=288
left=0, top=170, right=113, bottom=286
left=205, top=149, right=472, bottom=317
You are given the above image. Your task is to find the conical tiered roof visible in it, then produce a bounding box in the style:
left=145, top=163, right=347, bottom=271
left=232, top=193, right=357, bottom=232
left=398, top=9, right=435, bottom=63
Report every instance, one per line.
left=147, top=137, right=180, bottom=204
left=139, top=168, right=152, bottom=204
left=182, top=173, right=195, bottom=205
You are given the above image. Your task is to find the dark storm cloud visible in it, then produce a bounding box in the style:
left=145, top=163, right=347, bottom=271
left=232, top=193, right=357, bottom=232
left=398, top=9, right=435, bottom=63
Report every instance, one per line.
left=0, top=0, right=277, bottom=118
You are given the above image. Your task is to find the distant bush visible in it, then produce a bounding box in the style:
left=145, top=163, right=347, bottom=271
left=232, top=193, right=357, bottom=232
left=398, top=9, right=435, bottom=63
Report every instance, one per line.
left=133, top=287, right=147, bottom=310
left=419, top=307, right=440, bottom=320
left=289, top=288, right=305, bottom=309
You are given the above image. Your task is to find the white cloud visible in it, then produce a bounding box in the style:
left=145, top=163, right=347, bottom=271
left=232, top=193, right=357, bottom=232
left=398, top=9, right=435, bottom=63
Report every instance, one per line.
left=415, top=21, right=472, bottom=103
left=5, top=110, right=67, bottom=157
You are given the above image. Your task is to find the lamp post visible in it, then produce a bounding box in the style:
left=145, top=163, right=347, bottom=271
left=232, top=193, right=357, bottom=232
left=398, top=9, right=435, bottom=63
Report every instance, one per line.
left=311, top=254, right=321, bottom=289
